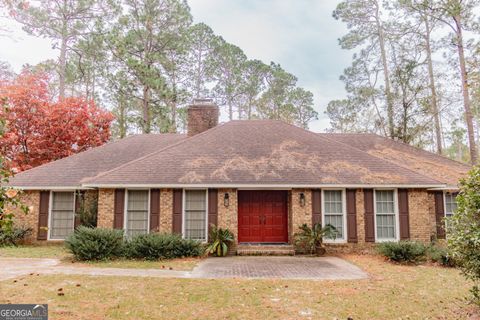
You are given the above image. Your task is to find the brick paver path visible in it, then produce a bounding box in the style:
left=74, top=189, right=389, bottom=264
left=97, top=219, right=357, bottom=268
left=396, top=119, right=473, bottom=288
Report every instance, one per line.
left=0, top=256, right=367, bottom=281
left=192, top=256, right=368, bottom=280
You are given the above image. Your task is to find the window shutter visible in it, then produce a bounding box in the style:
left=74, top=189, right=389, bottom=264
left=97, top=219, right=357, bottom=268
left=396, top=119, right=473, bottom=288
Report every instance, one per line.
left=364, top=189, right=375, bottom=242
left=312, top=189, right=321, bottom=225
left=150, top=189, right=160, bottom=232
left=208, top=189, right=218, bottom=234
left=434, top=191, right=446, bottom=239
left=398, top=189, right=410, bottom=240
left=37, top=191, right=50, bottom=240
left=172, top=189, right=183, bottom=234
left=346, top=189, right=358, bottom=243
left=113, top=189, right=125, bottom=229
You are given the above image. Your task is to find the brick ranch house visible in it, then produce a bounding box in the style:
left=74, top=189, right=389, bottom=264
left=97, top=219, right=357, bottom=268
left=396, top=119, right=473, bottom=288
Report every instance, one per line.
left=7, top=99, right=470, bottom=253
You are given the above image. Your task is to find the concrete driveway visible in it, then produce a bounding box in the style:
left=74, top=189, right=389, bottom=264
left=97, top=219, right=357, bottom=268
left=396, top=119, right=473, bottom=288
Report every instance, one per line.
left=0, top=256, right=367, bottom=281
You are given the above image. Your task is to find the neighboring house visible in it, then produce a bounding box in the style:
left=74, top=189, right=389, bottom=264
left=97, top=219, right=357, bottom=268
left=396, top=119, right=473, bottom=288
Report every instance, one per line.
left=7, top=99, right=469, bottom=253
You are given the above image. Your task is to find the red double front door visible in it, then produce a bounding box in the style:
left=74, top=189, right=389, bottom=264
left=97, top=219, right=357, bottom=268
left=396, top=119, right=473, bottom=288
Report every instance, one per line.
left=238, top=190, right=288, bottom=243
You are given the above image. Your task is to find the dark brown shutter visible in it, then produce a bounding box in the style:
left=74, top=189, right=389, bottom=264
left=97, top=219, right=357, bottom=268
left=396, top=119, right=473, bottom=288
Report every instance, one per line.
left=398, top=189, right=410, bottom=240
left=434, top=191, right=446, bottom=239
left=346, top=189, right=358, bottom=243
left=113, top=189, right=125, bottom=229
left=364, top=189, right=375, bottom=242
left=150, top=189, right=160, bottom=232
left=312, top=189, right=321, bottom=225
left=208, top=189, right=218, bottom=234
left=172, top=189, right=183, bottom=234
left=37, top=191, right=50, bottom=240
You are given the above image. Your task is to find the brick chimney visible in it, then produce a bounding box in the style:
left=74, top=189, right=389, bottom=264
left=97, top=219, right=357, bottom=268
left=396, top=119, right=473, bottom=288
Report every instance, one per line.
left=187, top=99, right=219, bottom=137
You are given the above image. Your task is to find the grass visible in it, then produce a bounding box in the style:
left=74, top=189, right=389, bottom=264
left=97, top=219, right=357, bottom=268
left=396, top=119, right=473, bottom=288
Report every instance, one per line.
left=0, top=244, right=68, bottom=259
left=0, top=254, right=477, bottom=319
left=0, top=245, right=201, bottom=271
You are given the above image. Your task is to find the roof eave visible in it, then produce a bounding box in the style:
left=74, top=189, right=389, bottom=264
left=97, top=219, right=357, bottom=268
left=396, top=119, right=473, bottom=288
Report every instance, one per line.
left=82, top=183, right=446, bottom=189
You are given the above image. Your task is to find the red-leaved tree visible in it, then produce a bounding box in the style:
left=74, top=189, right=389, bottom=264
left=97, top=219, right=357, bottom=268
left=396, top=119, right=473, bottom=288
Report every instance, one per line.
left=0, top=71, right=114, bottom=171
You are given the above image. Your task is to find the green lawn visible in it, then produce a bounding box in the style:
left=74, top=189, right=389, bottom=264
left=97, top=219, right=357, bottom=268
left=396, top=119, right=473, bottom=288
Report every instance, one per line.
left=0, top=245, right=201, bottom=271
left=0, top=254, right=477, bottom=319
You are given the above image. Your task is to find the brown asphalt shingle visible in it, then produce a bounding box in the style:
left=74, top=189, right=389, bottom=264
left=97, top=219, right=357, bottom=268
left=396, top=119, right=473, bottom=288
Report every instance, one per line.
left=83, top=120, right=443, bottom=186
left=7, top=134, right=185, bottom=188
left=321, top=133, right=470, bottom=186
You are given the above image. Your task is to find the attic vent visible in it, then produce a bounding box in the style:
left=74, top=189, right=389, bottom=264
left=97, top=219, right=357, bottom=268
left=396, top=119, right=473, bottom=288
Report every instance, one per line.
left=187, top=99, right=219, bottom=137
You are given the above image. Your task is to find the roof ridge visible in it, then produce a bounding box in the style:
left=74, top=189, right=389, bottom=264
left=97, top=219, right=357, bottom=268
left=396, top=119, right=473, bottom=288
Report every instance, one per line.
left=318, top=133, right=446, bottom=185
left=82, top=123, right=228, bottom=184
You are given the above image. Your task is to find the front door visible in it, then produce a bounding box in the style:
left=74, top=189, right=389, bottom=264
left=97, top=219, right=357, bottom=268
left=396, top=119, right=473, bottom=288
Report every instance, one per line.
left=238, top=190, right=288, bottom=243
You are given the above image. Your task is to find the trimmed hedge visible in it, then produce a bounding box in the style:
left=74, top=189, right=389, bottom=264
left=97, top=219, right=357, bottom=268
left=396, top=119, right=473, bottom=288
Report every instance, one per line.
left=65, top=226, right=124, bottom=261
left=125, top=233, right=203, bottom=260
left=377, top=241, right=427, bottom=263
left=65, top=227, right=203, bottom=261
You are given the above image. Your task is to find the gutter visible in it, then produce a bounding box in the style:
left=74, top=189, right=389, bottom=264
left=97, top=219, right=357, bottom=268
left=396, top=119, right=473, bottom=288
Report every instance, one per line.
left=81, top=183, right=447, bottom=189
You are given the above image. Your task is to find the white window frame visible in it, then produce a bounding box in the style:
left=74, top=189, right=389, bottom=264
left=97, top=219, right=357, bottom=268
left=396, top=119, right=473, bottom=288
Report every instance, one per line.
left=182, top=188, right=209, bottom=243
left=124, top=189, right=151, bottom=237
left=444, top=192, right=458, bottom=218
left=374, top=188, right=400, bottom=242
left=47, top=190, right=76, bottom=241
left=321, top=188, right=347, bottom=243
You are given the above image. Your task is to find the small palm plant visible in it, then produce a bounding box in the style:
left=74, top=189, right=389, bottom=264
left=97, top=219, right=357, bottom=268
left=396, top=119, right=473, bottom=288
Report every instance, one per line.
left=294, top=223, right=337, bottom=255
left=206, top=225, right=234, bottom=257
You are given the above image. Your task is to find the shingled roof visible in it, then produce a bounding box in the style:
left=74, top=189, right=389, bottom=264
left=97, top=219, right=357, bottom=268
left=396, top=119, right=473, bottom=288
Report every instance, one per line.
left=8, top=134, right=185, bottom=188
left=82, top=120, right=443, bottom=187
left=321, top=133, right=470, bottom=187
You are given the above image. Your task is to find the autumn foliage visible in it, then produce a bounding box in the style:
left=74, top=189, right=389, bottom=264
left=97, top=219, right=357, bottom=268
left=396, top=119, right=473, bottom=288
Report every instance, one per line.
left=0, top=71, right=114, bottom=171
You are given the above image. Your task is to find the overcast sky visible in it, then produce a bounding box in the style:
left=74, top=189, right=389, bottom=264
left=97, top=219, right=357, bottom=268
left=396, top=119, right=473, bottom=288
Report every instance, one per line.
left=0, top=0, right=352, bottom=132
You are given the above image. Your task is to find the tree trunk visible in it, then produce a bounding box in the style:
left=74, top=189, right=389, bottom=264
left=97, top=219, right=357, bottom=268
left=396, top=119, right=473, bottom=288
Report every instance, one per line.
left=375, top=4, right=394, bottom=138
left=142, top=86, right=151, bottom=134
left=58, top=35, right=67, bottom=99
left=424, top=18, right=443, bottom=154
left=454, top=15, right=477, bottom=164
left=118, top=98, right=126, bottom=138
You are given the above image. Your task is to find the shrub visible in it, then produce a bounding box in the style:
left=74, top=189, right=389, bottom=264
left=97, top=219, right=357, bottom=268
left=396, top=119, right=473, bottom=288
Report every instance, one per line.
left=447, top=166, right=480, bottom=305
left=206, top=225, right=234, bottom=257
left=377, top=241, right=427, bottom=263
left=293, top=223, right=337, bottom=255
left=125, top=233, right=203, bottom=260
left=0, top=226, right=32, bottom=246
left=428, top=245, right=456, bottom=267
left=65, top=226, right=124, bottom=261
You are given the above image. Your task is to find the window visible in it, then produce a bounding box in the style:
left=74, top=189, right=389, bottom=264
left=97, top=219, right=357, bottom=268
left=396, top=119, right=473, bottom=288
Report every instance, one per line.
left=50, top=192, right=75, bottom=240
left=184, top=190, right=207, bottom=241
left=445, top=192, right=458, bottom=218
left=375, top=190, right=397, bottom=241
left=323, top=190, right=345, bottom=240
left=126, top=190, right=149, bottom=237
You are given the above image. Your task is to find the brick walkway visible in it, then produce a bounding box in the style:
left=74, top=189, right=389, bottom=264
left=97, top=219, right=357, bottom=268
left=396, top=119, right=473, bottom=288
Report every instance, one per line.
left=0, top=256, right=367, bottom=281
left=192, top=256, right=368, bottom=280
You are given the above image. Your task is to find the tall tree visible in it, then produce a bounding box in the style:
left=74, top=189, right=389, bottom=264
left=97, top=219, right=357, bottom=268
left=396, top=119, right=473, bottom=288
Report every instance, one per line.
left=0, top=70, right=113, bottom=171
left=410, top=0, right=480, bottom=163
left=211, top=39, right=247, bottom=120
left=5, top=0, right=105, bottom=99
left=334, top=0, right=396, bottom=137
left=105, top=0, right=192, bottom=133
